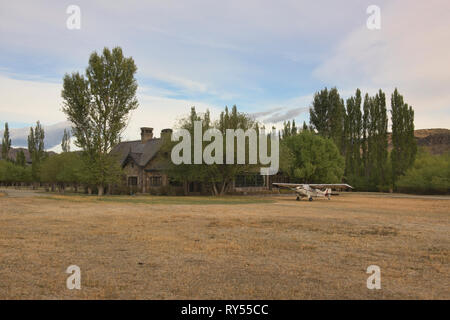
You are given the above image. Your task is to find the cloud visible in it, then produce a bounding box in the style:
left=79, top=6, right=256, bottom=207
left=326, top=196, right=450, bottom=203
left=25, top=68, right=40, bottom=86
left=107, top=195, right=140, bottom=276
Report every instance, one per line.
left=0, top=121, right=71, bottom=149
left=313, top=0, right=450, bottom=129
left=1, top=0, right=449, bottom=133
left=0, top=73, right=221, bottom=149
left=0, top=74, right=65, bottom=124
left=251, top=106, right=308, bottom=123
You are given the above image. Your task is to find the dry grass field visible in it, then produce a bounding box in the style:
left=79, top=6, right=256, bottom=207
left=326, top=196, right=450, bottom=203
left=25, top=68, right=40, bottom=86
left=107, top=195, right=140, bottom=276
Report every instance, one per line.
left=0, top=189, right=448, bottom=299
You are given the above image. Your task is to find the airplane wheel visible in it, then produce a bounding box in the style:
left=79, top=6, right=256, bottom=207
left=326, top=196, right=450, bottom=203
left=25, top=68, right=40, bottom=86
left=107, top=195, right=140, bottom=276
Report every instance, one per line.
left=296, top=196, right=300, bottom=201
left=309, top=197, right=313, bottom=201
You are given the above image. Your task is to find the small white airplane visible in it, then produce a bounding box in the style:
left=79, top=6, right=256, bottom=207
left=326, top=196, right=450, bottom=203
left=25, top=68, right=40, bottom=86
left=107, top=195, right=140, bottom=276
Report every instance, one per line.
left=273, top=183, right=353, bottom=201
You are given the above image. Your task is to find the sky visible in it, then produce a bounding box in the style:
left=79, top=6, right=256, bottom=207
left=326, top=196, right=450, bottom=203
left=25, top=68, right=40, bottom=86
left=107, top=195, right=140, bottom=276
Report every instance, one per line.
left=0, top=0, right=449, bottom=150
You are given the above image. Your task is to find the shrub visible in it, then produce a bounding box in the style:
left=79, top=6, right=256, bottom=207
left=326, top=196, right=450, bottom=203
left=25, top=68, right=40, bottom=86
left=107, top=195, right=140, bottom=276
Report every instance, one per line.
left=396, top=150, right=450, bottom=194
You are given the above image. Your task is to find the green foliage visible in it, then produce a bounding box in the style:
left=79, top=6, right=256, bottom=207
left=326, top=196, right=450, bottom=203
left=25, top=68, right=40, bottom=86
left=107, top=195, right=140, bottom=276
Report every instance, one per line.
left=281, top=131, right=344, bottom=183
left=0, top=160, right=32, bottom=184
left=1, top=122, right=11, bottom=160
left=16, top=150, right=26, bottom=167
left=344, top=89, right=362, bottom=186
left=282, top=119, right=298, bottom=138
left=360, top=90, right=389, bottom=191
left=161, top=105, right=260, bottom=195
left=396, top=150, right=450, bottom=194
left=391, top=88, right=417, bottom=188
left=61, top=47, right=138, bottom=194
left=27, top=121, right=45, bottom=182
left=40, top=152, right=82, bottom=185
left=309, top=87, right=346, bottom=154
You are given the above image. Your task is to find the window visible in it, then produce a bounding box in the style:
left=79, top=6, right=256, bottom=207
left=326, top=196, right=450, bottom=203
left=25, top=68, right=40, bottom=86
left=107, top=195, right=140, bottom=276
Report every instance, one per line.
left=150, top=176, right=162, bottom=187
left=128, top=176, right=138, bottom=186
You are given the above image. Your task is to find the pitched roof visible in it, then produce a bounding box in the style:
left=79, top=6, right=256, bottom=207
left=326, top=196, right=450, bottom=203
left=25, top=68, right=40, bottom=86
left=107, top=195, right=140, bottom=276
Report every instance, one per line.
left=111, top=138, right=163, bottom=167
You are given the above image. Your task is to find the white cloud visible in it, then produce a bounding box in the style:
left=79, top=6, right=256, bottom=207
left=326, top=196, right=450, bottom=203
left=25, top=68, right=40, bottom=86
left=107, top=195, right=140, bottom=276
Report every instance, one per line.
left=0, top=74, right=65, bottom=124
left=313, top=0, right=450, bottom=129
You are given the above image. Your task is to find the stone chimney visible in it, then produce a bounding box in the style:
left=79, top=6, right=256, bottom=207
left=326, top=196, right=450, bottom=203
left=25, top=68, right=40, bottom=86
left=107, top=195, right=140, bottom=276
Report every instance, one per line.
left=160, top=128, right=173, bottom=141
left=140, top=127, right=153, bottom=143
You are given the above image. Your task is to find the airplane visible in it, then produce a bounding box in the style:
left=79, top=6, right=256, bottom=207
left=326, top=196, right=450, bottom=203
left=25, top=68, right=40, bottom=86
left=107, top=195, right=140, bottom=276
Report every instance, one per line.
left=272, top=183, right=353, bottom=201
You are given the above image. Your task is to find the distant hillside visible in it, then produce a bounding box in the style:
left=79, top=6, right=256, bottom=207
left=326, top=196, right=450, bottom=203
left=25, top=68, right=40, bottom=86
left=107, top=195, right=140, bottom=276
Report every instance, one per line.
left=0, top=146, right=55, bottom=163
left=388, top=128, right=450, bottom=155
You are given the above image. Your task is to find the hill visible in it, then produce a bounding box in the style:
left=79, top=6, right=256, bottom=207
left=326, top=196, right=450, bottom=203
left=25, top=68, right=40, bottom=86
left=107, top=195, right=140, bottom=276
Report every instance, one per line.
left=388, top=129, right=449, bottom=155
left=0, top=146, right=55, bottom=163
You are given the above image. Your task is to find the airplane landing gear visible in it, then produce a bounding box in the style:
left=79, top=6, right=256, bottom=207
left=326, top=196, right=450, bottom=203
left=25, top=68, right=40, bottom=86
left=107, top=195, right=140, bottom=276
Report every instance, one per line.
left=296, top=196, right=300, bottom=201
left=309, top=197, right=313, bottom=201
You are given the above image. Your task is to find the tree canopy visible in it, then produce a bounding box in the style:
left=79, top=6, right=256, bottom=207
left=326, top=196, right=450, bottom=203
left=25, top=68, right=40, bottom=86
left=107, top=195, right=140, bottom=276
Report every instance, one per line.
left=61, top=47, right=137, bottom=195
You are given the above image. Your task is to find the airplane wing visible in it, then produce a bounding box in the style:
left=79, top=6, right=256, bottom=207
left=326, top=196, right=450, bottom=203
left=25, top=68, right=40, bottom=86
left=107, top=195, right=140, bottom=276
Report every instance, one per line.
left=272, top=183, right=303, bottom=189
left=308, top=184, right=353, bottom=189
left=273, top=183, right=353, bottom=189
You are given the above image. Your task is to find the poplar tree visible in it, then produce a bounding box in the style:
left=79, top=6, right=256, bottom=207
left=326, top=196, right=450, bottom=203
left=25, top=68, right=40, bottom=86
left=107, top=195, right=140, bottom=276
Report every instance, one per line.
left=302, top=121, right=308, bottom=131
left=291, top=119, right=297, bottom=135
left=328, top=88, right=346, bottom=154
left=390, top=89, right=417, bottom=188
left=309, top=88, right=330, bottom=136
left=361, top=93, right=371, bottom=181
left=1, top=122, right=11, bottom=160
left=344, top=89, right=362, bottom=185
left=16, top=150, right=26, bottom=167
left=309, top=87, right=345, bottom=154
left=28, top=121, right=45, bottom=182
left=62, top=47, right=138, bottom=195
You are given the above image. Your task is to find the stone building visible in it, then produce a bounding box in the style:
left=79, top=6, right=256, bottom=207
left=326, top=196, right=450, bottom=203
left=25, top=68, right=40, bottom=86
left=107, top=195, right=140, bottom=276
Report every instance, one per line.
left=111, top=127, right=172, bottom=193
left=112, top=127, right=279, bottom=194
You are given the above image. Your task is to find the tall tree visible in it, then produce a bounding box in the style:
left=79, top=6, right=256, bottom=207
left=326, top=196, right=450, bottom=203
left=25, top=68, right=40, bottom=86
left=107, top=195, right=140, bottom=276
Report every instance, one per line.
left=61, top=128, right=71, bottom=153
left=282, top=120, right=292, bottom=139
left=390, top=88, right=417, bottom=188
left=374, top=89, right=389, bottom=188
left=27, top=121, right=45, bottom=182
left=16, top=150, right=26, bottom=167
left=291, top=119, right=297, bottom=136
left=364, top=90, right=389, bottom=190
left=302, top=121, right=308, bottom=131
left=309, top=87, right=345, bottom=154
left=309, top=88, right=330, bottom=136
left=328, top=88, right=346, bottom=154
left=1, top=122, right=11, bottom=160
left=361, top=93, right=371, bottom=181
left=62, top=47, right=138, bottom=195
left=344, top=89, right=363, bottom=185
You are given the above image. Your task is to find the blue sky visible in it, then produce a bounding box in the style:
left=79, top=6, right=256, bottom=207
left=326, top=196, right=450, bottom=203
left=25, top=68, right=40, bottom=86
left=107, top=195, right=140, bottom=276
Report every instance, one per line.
left=1, top=0, right=449, bottom=148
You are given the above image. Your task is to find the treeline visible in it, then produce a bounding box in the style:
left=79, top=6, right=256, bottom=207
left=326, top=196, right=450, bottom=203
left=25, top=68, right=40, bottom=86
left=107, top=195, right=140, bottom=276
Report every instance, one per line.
left=298, top=87, right=418, bottom=192
left=1, top=47, right=138, bottom=196
left=1, top=46, right=447, bottom=195
left=280, top=87, right=448, bottom=193
left=0, top=121, right=47, bottom=187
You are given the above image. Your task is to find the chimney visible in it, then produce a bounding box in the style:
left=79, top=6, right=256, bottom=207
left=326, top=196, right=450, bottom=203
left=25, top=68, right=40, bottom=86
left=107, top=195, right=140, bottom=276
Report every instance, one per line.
left=161, top=128, right=173, bottom=142
left=140, top=127, right=153, bottom=143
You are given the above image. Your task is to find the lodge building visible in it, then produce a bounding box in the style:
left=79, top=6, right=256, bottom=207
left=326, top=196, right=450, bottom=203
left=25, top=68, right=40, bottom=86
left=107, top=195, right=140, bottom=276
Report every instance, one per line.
left=111, top=127, right=285, bottom=195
